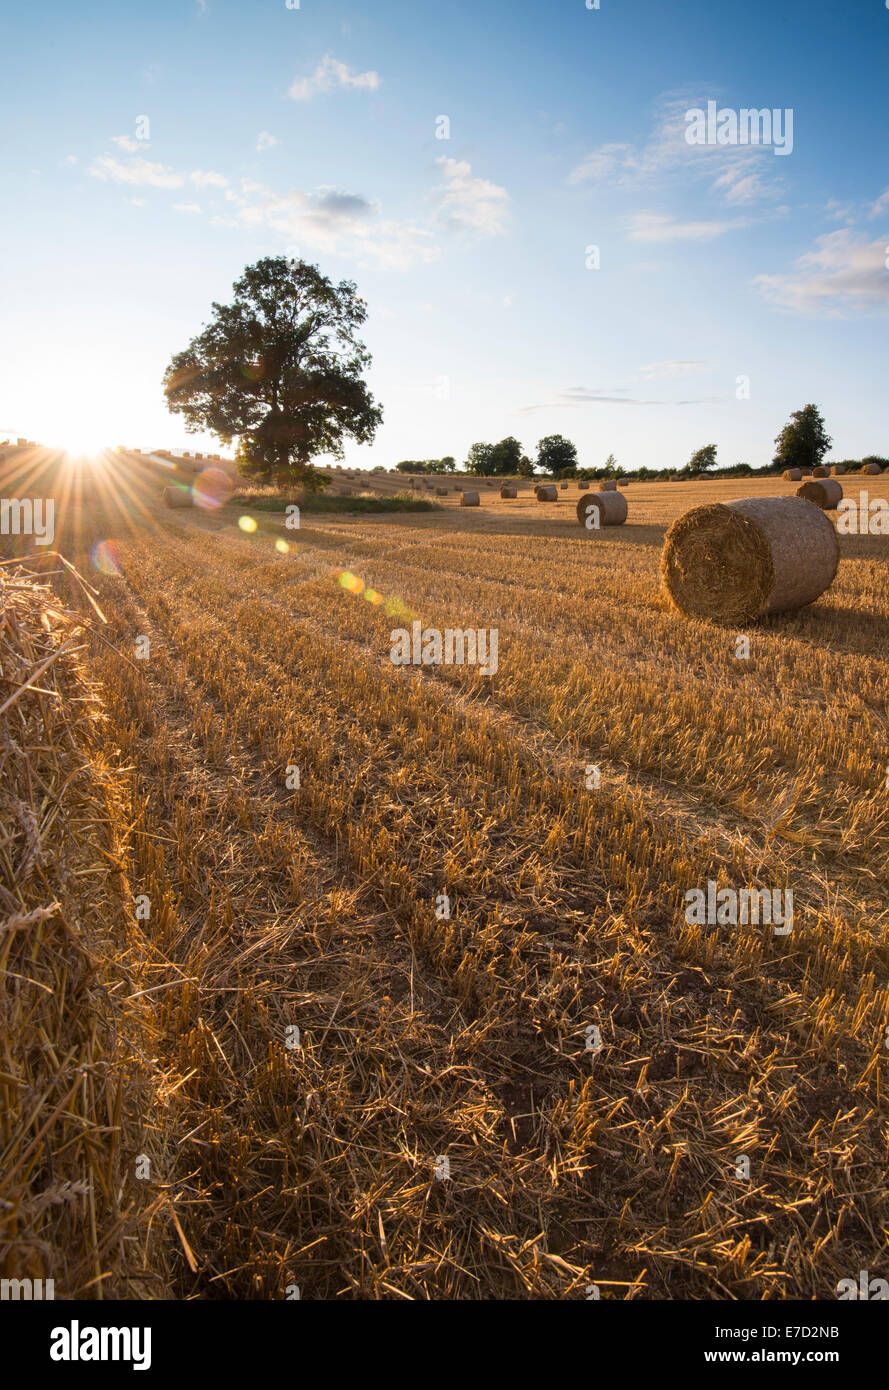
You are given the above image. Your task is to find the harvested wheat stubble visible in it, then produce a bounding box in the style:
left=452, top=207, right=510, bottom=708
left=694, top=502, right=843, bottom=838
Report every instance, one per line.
left=500, top=483, right=517, bottom=498
left=0, top=558, right=151, bottom=1297
left=861, top=462, right=882, bottom=474
left=535, top=483, right=558, bottom=501
left=599, top=479, right=618, bottom=491
left=797, top=478, right=843, bottom=510
left=577, top=491, right=628, bottom=527
left=782, top=468, right=803, bottom=481
left=661, top=496, right=839, bottom=622
left=812, top=465, right=828, bottom=477
left=162, top=486, right=192, bottom=508
left=460, top=490, right=480, bottom=506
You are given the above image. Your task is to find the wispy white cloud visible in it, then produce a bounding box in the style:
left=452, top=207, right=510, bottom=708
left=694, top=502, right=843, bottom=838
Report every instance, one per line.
left=89, top=154, right=184, bottom=189
left=110, top=134, right=144, bottom=153
left=516, top=360, right=720, bottom=414
left=256, top=131, right=279, bottom=153
left=173, top=202, right=202, bottom=215
left=433, top=157, right=509, bottom=236
left=568, top=95, right=784, bottom=208
left=190, top=169, right=228, bottom=189
left=754, top=229, right=889, bottom=315
left=567, top=142, right=633, bottom=186
left=288, top=54, right=381, bottom=102
left=868, top=186, right=889, bottom=220
left=232, top=181, right=438, bottom=268
left=627, top=210, right=742, bottom=242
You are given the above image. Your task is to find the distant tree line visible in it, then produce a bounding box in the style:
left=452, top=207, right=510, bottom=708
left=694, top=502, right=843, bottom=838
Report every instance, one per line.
left=395, top=457, right=455, bottom=474
left=387, top=407, right=884, bottom=482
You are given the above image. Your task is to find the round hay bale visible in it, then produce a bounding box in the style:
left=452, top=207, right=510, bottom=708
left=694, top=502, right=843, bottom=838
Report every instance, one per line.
left=460, top=490, right=480, bottom=506
left=436, top=487, right=448, bottom=496
left=577, top=491, right=628, bottom=528
left=535, top=483, right=558, bottom=501
left=861, top=461, right=882, bottom=475
left=831, top=464, right=846, bottom=475
left=599, top=480, right=618, bottom=491
left=500, top=484, right=517, bottom=499
left=812, top=465, right=828, bottom=477
left=782, top=468, right=803, bottom=481
left=578, top=481, right=590, bottom=491
left=560, top=481, right=569, bottom=490
left=797, top=478, right=843, bottom=510
left=661, top=496, right=839, bottom=623
left=162, top=486, right=192, bottom=509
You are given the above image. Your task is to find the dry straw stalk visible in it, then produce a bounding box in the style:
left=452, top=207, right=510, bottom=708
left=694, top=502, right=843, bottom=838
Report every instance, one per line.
left=0, top=559, right=153, bottom=1297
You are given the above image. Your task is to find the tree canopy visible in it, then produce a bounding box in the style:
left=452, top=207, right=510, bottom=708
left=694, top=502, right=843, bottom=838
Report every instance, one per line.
left=684, top=444, right=718, bottom=474
left=396, top=457, right=453, bottom=474
left=162, top=256, right=382, bottom=488
left=773, top=405, right=832, bottom=472
left=536, top=434, right=578, bottom=477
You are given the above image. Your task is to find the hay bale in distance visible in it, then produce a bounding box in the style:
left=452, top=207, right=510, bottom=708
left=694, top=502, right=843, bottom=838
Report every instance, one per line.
left=436, top=487, right=448, bottom=496
left=812, top=465, right=828, bottom=477
left=560, top=482, right=569, bottom=490
left=782, top=468, right=803, bottom=481
left=797, top=478, right=843, bottom=510
left=661, top=496, right=839, bottom=623
left=163, top=486, right=192, bottom=508
left=535, top=483, right=558, bottom=501
left=577, top=491, right=628, bottom=528
left=599, top=479, right=618, bottom=491
left=861, top=461, right=882, bottom=474
left=500, top=484, right=517, bottom=498
left=578, top=481, right=590, bottom=491
left=460, top=490, right=480, bottom=506
left=831, top=464, right=846, bottom=475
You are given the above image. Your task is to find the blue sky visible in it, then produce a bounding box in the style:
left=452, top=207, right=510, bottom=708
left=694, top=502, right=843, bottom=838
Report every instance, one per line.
left=2, top=0, right=887, bottom=469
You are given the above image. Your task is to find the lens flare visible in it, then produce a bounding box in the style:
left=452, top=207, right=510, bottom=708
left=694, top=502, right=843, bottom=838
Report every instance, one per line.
left=238, top=515, right=258, bottom=533
left=91, top=539, right=122, bottom=576
left=193, top=467, right=234, bottom=510
left=275, top=538, right=290, bottom=554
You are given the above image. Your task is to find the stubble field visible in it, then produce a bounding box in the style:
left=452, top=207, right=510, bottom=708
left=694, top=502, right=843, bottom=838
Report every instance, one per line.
left=4, top=446, right=889, bottom=1300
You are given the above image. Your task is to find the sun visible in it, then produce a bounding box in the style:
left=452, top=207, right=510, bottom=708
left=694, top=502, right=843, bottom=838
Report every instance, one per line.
left=61, top=434, right=109, bottom=462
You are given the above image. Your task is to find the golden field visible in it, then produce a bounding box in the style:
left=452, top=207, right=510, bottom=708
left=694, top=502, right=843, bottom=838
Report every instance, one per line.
left=2, top=445, right=888, bottom=1300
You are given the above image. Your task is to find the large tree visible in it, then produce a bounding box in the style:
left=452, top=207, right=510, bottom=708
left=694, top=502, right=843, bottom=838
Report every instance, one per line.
left=773, top=405, right=832, bottom=472
left=684, top=443, right=718, bottom=475
left=163, top=256, right=382, bottom=488
left=488, top=436, right=524, bottom=475
left=536, top=433, right=578, bottom=477
left=465, top=442, right=495, bottom=475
